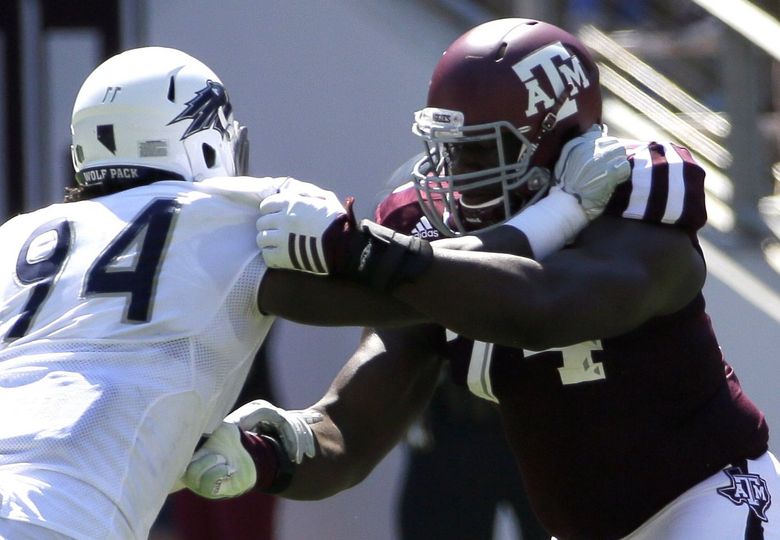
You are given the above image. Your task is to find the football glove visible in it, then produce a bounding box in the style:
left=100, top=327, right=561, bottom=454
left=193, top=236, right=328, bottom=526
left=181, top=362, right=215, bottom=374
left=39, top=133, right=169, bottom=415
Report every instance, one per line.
left=256, top=186, right=352, bottom=276
left=554, top=124, right=631, bottom=220
left=181, top=421, right=256, bottom=499
left=256, top=187, right=432, bottom=290
left=274, top=176, right=342, bottom=199
left=225, top=399, right=322, bottom=464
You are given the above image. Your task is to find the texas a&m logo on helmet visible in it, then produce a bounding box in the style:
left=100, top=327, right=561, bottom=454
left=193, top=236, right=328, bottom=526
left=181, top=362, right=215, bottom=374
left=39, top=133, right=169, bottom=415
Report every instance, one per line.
left=512, top=41, right=592, bottom=121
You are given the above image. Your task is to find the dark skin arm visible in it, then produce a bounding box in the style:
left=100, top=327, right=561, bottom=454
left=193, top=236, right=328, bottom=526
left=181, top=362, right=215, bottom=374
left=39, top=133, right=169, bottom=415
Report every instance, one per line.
left=395, top=215, right=706, bottom=350
left=256, top=225, right=530, bottom=326
left=247, top=226, right=531, bottom=499
left=258, top=269, right=429, bottom=327
left=433, top=224, right=533, bottom=257
left=249, top=216, right=704, bottom=499
left=280, top=323, right=444, bottom=499
left=269, top=213, right=704, bottom=350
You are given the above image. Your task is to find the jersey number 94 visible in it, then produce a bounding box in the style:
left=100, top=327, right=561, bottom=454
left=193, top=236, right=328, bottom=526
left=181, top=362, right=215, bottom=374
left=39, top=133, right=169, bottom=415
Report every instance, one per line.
left=5, top=197, right=180, bottom=341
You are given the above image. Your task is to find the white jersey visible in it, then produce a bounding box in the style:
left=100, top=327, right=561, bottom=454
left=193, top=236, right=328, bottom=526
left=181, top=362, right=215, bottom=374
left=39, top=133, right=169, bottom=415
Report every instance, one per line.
left=0, top=178, right=278, bottom=539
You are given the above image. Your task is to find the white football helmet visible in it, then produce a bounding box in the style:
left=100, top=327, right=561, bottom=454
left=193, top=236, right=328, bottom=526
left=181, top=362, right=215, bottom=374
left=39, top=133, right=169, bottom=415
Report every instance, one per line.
left=71, top=46, right=248, bottom=189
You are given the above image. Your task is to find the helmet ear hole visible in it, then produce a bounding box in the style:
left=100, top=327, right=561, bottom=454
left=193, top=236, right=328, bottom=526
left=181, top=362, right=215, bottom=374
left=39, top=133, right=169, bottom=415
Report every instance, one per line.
left=495, top=43, right=508, bottom=61
left=202, top=143, right=216, bottom=168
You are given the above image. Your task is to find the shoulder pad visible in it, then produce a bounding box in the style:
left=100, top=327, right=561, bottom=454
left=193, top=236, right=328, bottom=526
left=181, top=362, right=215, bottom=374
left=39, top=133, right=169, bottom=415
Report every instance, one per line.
left=374, top=182, right=443, bottom=240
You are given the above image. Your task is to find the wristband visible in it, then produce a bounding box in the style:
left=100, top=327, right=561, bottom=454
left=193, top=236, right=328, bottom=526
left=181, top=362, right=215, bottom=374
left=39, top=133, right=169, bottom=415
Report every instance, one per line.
left=504, top=188, right=588, bottom=260
left=239, top=430, right=296, bottom=494
left=337, top=220, right=434, bottom=291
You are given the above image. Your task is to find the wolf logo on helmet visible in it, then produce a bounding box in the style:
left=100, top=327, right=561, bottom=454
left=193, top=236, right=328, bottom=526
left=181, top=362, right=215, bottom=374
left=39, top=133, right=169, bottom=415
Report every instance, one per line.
left=168, top=80, right=233, bottom=140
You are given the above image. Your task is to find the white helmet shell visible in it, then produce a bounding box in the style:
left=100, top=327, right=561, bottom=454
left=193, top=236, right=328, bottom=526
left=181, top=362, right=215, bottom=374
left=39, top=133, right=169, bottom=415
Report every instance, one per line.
left=71, top=46, right=247, bottom=187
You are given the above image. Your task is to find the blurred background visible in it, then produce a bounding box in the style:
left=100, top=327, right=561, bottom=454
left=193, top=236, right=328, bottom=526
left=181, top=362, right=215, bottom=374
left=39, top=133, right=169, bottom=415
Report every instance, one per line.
left=2, top=1, right=780, bottom=538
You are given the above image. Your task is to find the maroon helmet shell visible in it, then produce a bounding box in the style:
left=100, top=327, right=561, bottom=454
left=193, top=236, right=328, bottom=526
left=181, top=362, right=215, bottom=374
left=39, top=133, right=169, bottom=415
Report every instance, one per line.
left=427, top=18, right=602, bottom=169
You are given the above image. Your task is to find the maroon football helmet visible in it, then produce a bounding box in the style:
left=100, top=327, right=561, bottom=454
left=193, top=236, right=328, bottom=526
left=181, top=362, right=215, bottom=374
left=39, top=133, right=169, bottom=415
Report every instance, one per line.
left=412, top=18, right=602, bottom=235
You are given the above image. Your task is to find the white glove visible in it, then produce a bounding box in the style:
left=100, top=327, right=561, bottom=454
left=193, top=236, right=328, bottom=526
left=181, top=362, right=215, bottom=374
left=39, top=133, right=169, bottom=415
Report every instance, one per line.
left=256, top=186, right=348, bottom=275
left=226, top=399, right=322, bottom=464
left=553, top=124, right=631, bottom=220
left=274, top=176, right=340, bottom=198
left=181, top=422, right=256, bottom=499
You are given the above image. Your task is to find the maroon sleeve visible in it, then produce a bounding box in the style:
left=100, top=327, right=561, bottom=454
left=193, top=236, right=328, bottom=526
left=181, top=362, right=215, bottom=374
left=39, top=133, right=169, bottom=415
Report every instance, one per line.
left=604, top=140, right=707, bottom=232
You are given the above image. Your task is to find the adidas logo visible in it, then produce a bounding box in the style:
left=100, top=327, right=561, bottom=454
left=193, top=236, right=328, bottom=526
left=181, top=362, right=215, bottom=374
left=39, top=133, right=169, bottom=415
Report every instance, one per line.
left=411, top=217, right=440, bottom=239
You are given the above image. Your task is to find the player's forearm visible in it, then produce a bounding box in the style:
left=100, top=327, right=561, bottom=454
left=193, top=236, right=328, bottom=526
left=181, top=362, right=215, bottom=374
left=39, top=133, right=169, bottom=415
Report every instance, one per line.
left=274, top=417, right=379, bottom=499
left=393, top=247, right=551, bottom=349
left=434, top=225, right=534, bottom=258
left=232, top=422, right=357, bottom=499
left=207, top=328, right=444, bottom=502
left=259, top=269, right=429, bottom=327
left=238, top=408, right=407, bottom=500
left=273, top=327, right=444, bottom=499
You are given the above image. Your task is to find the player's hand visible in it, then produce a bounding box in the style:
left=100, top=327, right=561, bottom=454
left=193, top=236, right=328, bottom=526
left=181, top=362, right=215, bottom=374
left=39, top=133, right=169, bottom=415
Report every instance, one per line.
left=256, top=183, right=356, bottom=275
left=181, top=422, right=256, bottom=499
left=553, top=124, right=630, bottom=220
left=274, top=176, right=341, bottom=198
left=226, top=399, right=322, bottom=464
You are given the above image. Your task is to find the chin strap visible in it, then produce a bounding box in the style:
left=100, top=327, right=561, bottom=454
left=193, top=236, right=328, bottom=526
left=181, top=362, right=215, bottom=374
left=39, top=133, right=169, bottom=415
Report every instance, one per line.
left=534, top=83, right=575, bottom=145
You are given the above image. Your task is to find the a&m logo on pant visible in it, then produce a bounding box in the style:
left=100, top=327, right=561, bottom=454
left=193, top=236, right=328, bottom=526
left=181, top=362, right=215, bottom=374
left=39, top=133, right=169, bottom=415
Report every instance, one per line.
left=717, top=466, right=772, bottom=521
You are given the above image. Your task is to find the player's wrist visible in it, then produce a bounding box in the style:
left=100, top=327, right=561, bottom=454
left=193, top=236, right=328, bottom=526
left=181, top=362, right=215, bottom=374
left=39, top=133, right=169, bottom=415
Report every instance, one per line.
left=239, top=430, right=296, bottom=494
left=335, top=220, right=433, bottom=291
left=503, top=188, right=588, bottom=260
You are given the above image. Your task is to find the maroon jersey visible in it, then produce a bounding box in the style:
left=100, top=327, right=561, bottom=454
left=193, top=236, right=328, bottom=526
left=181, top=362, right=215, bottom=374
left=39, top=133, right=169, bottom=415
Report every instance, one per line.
left=375, top=142, right=768, bottom=539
